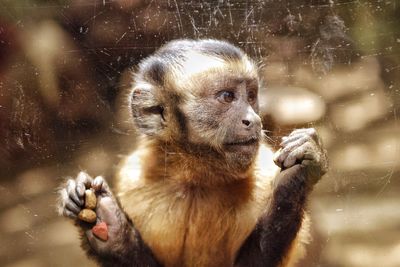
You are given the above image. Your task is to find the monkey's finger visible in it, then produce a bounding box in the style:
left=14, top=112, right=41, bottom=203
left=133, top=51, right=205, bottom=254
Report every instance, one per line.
left=63, top=208, right=78, bottom=219
left=59, top=187, right=81, bottom=215
left=283, top=143, right=314, bottom=168
left=67, top=179, right=83, bottom=206
left=92, top=176, right=112, bottom=195
left=278, top=136, right=309, bottom=163
left=92, top=176, right=104, bottom=191
left=283, top=151, right=300, bottom=169
left=280, top=133, right=306, bottom=147
left=76, top=172, right=93, bottom=198
left=288, top=128, right=318, bottom=143
left=65, top=198, right=81, bottom=214
left=278, top=137, right=310, bottom=164
left=289, top=128, right=315, bottom=136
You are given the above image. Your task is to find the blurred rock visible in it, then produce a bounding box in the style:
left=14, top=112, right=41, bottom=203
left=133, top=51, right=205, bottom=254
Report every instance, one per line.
left=135, top=5, right=171, bottom=33
left=16, top=168, right=56, bottom=198
left=294, top=58, right=383, bottom=102
left=5, top=258, right=43, bottom=267
left=259, top=86, right=326, bottom=125
left=114, top=0, right=143, bottom=9
left=330, top=89, right=391, bottom=132
left=266, top=37, right=305, bottom=62
left=312, top=195, right=400, bottom=267
left=262, top=62, right=290, bottom=85
left=0, top=19, right=113, bottom=172
left=0, top=182, right=20, bottom=209
left=0, top=58, right=56, bottom=169
left=330, top=122, right=400, bottom=172
left=0, top=204, right=34, bottom=233
left=22, top=21, right=62, bottom=108
left=40, top=220, right=81, bottom=247
left=0, top=192, right=58, bottom=234
left=21, top=20, right=109, bottom=122
left=0, top=217, right=95, bottom=267
left=0, top=19, right=19, bottom=73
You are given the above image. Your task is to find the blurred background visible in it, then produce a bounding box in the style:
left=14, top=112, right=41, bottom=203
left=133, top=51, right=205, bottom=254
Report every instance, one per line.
left=0, top=0, right=399, bottom=266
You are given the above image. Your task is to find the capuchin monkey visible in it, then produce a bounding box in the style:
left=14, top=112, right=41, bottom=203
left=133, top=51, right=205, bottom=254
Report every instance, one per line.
left=58, top=39, right=328, bottom=267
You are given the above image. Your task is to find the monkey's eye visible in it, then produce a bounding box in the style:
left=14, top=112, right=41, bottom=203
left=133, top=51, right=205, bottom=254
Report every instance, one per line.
left=218, top=91, right=235, bottom=103
left=247, top=90, right=257, bottom=104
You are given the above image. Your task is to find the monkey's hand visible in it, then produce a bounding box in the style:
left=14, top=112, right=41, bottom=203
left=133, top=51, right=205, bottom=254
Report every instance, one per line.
left=273, top=128, right=328, bottom=187
left=58, top=172, right=160, bottom=267
left=236, top=129, right=327, bottom=267
left=58, top=172, right=131, bottom=254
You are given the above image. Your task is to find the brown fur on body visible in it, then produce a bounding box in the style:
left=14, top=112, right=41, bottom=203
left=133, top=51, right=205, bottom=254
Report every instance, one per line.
left=116, top=140, right=309, bottom=267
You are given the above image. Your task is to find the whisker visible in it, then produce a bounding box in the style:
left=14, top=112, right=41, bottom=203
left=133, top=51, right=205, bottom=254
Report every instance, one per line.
left=261, top=131, right=277, bottom=144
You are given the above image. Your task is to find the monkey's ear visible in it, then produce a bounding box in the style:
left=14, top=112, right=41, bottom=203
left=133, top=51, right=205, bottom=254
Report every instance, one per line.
left=130, top=84, right=167, bottom=137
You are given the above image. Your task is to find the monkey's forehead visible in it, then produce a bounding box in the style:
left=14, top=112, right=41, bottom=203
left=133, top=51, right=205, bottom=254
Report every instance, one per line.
left=169, top=51, right=258, bottom=90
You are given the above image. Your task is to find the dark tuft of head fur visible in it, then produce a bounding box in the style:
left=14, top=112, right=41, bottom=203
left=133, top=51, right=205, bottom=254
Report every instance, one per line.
left=140, top=58, right=166, bottom=86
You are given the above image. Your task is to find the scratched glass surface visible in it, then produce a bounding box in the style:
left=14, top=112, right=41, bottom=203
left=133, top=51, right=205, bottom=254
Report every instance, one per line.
left=0, top=1, right=399, bottom=266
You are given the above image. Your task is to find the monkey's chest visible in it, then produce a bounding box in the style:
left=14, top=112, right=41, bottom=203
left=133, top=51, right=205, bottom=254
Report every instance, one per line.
left=118, top=183, right=263, bottom=267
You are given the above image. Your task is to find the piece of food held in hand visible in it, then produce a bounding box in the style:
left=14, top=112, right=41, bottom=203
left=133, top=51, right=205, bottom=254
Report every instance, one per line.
left=78, top=208, right=97, bottom=223
left=77, top=189, right=98, bottom=223
left=76, top=189, right=109, bottom=241
left=85, top=189, right=97, bottom=209
left=92, top=222, right=109, bottom=241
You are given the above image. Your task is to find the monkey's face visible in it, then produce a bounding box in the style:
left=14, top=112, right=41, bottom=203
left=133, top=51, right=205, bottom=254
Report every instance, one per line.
left=182, top=69, right=262, bottom=168
left=130, top=41, right=262, bottom=170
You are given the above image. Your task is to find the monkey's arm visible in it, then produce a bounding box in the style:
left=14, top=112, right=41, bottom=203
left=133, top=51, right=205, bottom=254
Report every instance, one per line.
left=58, top=172, right=161, bottom=267
left=235, top=128, right=328, bottom=267
left=235, top=165, right=309, bottom=267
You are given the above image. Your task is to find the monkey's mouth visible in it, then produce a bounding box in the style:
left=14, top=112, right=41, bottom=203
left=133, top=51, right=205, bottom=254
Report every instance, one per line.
left=225, top=137, right=259, bottom=146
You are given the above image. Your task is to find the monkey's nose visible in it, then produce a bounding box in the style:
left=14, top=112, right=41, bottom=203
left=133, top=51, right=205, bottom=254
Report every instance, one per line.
left=242, top=120, right=251, bottom=127
left=242, top=106, right=261, bottom=129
